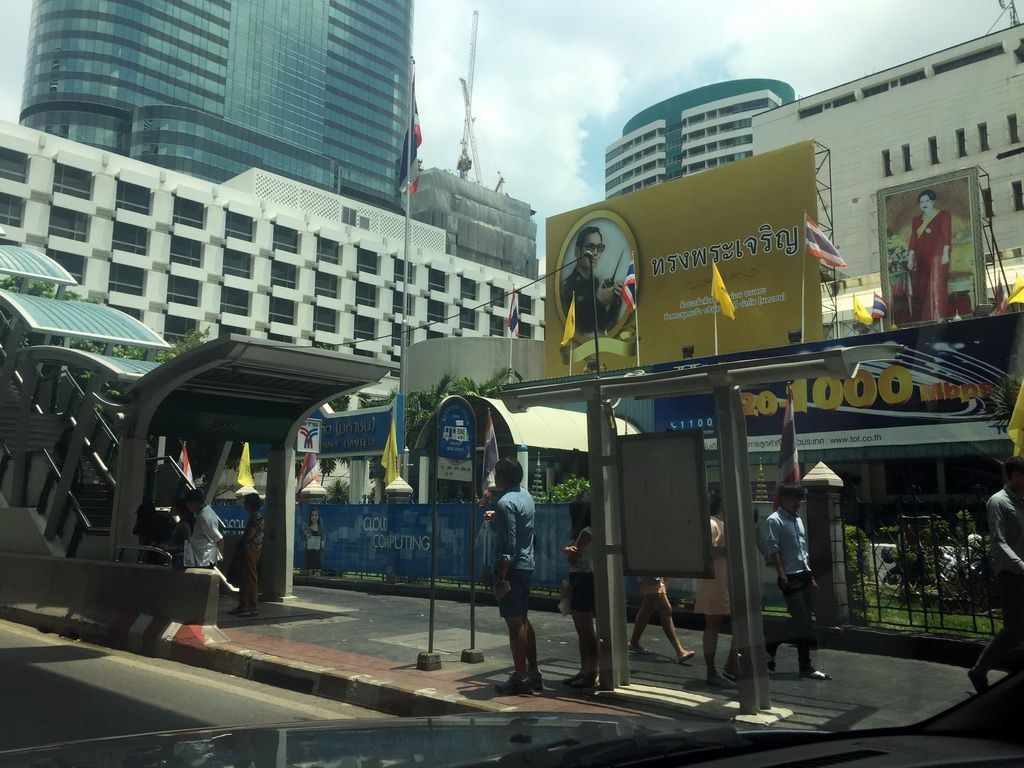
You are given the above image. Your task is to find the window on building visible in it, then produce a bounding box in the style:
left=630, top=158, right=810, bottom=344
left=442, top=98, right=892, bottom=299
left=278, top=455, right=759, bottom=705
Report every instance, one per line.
left=459, top=307, right=476, bottom=330
left=0, top=193, right=23, bottom=227
left=862, top=82, right=889, bottom=98
left=112, top=221, right=148, bottom=254
left=173, top=196, right=205, bottom=228
left=169, top=235, right=202, bottom=267
left=393, top=291, right=414, bottom=316
left=273, top=224, right=298, bottom=253
left=315, top=271, right=338, bottom=299
left=167, top=275, right=200, bottom=306
left=0, top=147, right=27, bottom=182
left=220, top=324, right=246, bottom=337
left=881, top=149, right=892, bottom=177
left=427, top=298, right=445, bottom=322
left=267, top=332, right=293, bottom=343
left=222, top=248, right=251, bottom=278
left=108, top=263, right=144, bottom=296
left=354, top=315, right=375, bottom=340
left=901, top=144, right=912, bottom=172
left=928, top=136, right=939, bottom=165
left=519, top=294, right=533, bottom=314
left=489, top=315, right=505, bottom=337
left=1009, top=114, right=1020, bottom=144
left=519, top=321, right=532, bottom=339
left=220, top=286, right=249, bottom=315
left=53, top=163, right=92, bottom=199
left=979, top=122, right=990, bottom=152
left=355, top=281, right=377, bottom=307
left=110, top=304, right=141, bottom=320
left=1013, top=181, right=1024, bottom=212
left=314, top=306, right=337, bottom=333
left=316, top=235, right=339, bottom=264
left=428, top=267, right=446, bottom=292
left=269, top=296, right=295, bottom=324
left=956, top=128, right=967, bottom=157
left=48, top=206, right=88, bottom=241
left=270, top=260, right=296, bottom=289
left=394, top=257, right=415, bottom=283
left=225, top=211, right=253, bottom=241
left=899, top=70, right=926, bottom=85
left=164, top=315, right=196, bottom=340
left=47, top=249, right=84, bottom=282
left=356, top=247, right=378, bottom=274
left=116, top=180, right=151, bottom=214
left=460, top=277, right=477, bottom=300
left=490, top=285, right=504, bottom=305
left=426, top=329, right=442, bottom=340
left=933, top=45, right=1003, bottom=75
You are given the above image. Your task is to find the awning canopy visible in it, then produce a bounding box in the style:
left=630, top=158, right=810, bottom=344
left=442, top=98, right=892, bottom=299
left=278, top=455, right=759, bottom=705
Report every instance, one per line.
left=16, top=345, right=161, bottom=382
left=0, top=290, right=169, bottom=349
left=127, top=335, right=397, bottom=443
left=0, top=245, right=76, bottom=286
left=483, top=396, right=638, bottom=451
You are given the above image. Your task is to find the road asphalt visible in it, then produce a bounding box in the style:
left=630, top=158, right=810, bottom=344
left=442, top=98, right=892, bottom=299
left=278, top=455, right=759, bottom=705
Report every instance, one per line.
left=205, top=577, right=986, bottom=730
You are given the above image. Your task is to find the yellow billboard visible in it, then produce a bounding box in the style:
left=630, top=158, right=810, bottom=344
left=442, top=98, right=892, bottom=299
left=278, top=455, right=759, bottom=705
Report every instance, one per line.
left=545, top=140, right=822, bottom=374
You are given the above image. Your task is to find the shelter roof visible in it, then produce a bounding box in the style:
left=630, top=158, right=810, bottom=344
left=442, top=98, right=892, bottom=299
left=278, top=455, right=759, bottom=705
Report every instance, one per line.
left=0, top=290, right=169, bottom=349
left=0, top=245, right=76, bottom=286
left=482, top=396, right=638, bottom=451
left=127, top=335, right=397, bottom=443
left=16, top=345, right=160, bottom=381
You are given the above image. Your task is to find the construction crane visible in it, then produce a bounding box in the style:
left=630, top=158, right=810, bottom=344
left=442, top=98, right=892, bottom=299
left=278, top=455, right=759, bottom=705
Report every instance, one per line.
left=456, top=10, right=482, bottom=185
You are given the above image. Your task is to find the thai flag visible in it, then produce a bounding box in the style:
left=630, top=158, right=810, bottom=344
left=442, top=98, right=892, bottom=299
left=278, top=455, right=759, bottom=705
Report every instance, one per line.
left=995, top=282, right=1009, bottom=314
left=482, top=410, right=499, bottom=494
left=296, top=452, right=318, bottom=502
left=774, top=389, right=799, bottom=506
left=622, top=254, right=637, bottom=313
left=870, top=293, right=888, bottom=319
left=398, top=80, right=421, bottom=195
left=805, top=214, right=848, bottom=268
left=178, top=443, right=195, bottom=489
left=507, top=288, right=520, bottom=338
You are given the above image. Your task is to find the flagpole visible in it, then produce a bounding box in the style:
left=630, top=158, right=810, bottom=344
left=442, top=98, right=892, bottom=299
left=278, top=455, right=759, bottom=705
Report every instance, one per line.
left=801, top=211, right=807, bottom=343
left=508, top=285, right=514, bottom=374
left=714, top=309, right=719, bottom=356
left=398, top=57, right=415, bottom=467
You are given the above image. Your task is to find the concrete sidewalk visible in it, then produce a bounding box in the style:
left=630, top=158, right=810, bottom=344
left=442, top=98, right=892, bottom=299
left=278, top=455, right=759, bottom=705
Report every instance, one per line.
left=194, top=580, right=980, bottom=729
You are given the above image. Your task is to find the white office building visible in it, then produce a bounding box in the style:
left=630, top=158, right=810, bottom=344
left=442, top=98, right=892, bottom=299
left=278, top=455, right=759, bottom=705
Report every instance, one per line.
left=605, top=79, right=795, bottom=199
left=754, top=25, right=1024, bottom=300
left=0, top=120, right=544, bottom=362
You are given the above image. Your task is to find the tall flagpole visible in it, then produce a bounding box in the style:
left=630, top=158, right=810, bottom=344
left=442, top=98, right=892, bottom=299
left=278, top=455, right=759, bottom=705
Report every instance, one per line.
left=801, top=211, right=807, bottom=343
left=714, top=309, right=719, bottom=356
left=398, top=57, right=415, bottom=469
left=508, top=285, right=514, bottom=374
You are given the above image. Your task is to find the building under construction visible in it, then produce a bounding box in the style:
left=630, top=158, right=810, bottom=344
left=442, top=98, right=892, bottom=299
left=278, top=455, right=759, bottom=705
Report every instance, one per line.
left=410, top=168, right=538, bottom=280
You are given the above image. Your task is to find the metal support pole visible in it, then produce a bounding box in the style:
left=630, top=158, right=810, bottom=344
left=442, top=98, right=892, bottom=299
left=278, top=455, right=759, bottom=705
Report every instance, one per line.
left=714, top=383, right=772, bottom=713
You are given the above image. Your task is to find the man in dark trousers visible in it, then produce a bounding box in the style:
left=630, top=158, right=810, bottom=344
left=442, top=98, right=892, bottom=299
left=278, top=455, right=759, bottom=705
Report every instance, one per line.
left=969, top=456, right=1024, bottom=692
left=491, top=457, right=542, bottom=695
left=764, top=483, right=830, bottom=680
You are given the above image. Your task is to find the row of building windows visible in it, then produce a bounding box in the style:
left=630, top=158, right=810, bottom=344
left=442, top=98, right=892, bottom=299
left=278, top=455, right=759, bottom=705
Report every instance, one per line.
left=683, top=97, right=774, bottom=127
left=799, top=45, right=1005, bottom=120
left=604, top=128, right=664, bottom=164
left=606, top=158, right=667, bottom=190
left=682, top=133, right=753, bottom=159
left=681, top=151, right=753, bottom=176
left=605, top=142, right=666, bottom=176
left=683, top=117, right=752, bottom=142
left=881, top=116, right=1020, bottom=176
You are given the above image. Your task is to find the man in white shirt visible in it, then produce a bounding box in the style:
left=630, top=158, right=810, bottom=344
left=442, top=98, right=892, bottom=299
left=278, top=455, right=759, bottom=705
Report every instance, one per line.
left=969, top=456, right=1024, bottom=693
left=184, top=488, right=223, bottom=568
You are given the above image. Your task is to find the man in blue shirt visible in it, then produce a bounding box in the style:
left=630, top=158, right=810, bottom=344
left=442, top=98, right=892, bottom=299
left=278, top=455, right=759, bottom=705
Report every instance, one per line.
left=491, top=457, right=541, bottom=696
left=969, top=456, right=1024, bottom=693
left=763, top=483, right=830, bottom=680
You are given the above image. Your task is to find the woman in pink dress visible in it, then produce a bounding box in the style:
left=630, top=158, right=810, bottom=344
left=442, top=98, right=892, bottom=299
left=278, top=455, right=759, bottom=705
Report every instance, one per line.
left=694, top=492, right=737, bottom=686
left=906, top=189, right=952, bottom=322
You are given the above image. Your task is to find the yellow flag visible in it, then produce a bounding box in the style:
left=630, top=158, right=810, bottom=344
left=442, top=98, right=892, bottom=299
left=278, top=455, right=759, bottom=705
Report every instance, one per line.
left=561, top=295, right=576, bottom=346
left=382, top=415, right=399, bottom=485
left=237, top=442, right=255, bottom=486
left=1009, top=379, right=1024, bottom=456
left=1007, top=275, right=1024, bottom=306
left=711, top=263, right=735, bottom=319
left=853, top=295, right=874, bottom=325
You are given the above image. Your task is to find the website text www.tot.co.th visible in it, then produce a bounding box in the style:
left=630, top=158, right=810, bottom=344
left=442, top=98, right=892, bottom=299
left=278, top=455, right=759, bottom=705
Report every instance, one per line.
left=748, top=433, right=885, bottom=451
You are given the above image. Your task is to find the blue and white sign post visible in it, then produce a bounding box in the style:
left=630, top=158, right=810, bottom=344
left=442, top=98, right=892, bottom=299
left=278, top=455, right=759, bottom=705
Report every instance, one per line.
left=417, top=396, right=478, bottom=670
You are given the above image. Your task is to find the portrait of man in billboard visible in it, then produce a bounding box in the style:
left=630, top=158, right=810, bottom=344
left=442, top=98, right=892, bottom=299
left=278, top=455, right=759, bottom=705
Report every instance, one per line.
left=558, top=214, right=636, bottom=339
left=879, top=170, right=981, bottom=325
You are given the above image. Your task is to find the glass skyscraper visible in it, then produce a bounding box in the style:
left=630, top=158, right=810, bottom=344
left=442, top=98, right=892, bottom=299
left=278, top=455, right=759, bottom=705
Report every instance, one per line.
left=20, top=0, right=413, bottom=212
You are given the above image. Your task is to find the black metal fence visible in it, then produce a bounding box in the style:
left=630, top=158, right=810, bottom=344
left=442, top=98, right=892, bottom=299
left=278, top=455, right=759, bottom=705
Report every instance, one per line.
left=839, top=487, right=1000, bottom=636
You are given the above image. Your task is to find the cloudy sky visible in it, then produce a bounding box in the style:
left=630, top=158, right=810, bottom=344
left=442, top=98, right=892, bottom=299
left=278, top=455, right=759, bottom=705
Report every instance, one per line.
left=0, top=1, right=1014, bottom=253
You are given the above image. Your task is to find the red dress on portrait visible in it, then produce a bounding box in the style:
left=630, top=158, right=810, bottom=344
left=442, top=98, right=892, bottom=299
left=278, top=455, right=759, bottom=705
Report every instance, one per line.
left=908, top=209, right=952, bottom=322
